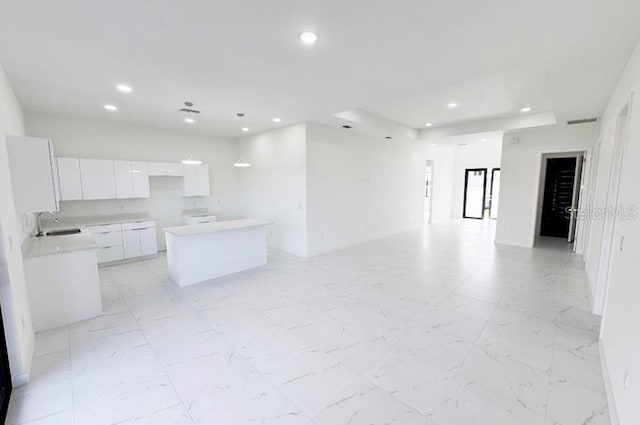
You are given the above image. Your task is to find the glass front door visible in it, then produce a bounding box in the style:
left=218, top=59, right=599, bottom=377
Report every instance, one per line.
left=463, top=168, right=487, bottom=219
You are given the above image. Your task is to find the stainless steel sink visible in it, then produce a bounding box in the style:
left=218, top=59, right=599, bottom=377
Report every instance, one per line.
left=43, top=228, right=82, bottom=237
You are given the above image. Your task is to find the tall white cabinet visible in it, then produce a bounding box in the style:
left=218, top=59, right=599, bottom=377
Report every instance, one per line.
left=6, top=136, right=60, bottom=212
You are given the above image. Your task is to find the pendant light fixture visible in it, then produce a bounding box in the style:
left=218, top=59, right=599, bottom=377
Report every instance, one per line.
left=233, top=157, right=251, bottom=168
left=182, top=153, right=202, bottom=165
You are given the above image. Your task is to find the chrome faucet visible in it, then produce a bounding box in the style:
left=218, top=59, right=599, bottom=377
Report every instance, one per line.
left=36, top=211, right=58, bottom=237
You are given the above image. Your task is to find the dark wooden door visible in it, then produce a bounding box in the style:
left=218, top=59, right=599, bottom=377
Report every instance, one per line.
left=540, top=157, right=577, bottom=238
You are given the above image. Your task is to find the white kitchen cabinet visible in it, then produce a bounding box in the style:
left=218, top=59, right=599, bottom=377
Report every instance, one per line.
left=131, top=161, right=150, bottom=198
left=148, top=162, right=184, bottom=177
left=57, top=157, right=83, bottom=201
left=88, top=223, right=124, bottom=264
left=183, top=164, right=210, bottom=196
left=112, top=160, right=150, bottom=199
left=122, top=229, right=141, bottom=258
left=140, top=227, right=158, bottom=256
left=122, top=221, right=157, bottom=259
left=198, top=164, right=210, bottom=196
left=24, top=244, right=101, bottom=332
left=87, top=220, right=156, bottom=264
left=7, top=136, right=60, bottom=212
left=183, top=164, right=198, bottom=196
left=165, top=163, right=184, bottom=176
left=79, top=159, right=116, bottom=200
left=114, top=160, right=134, bottom=199
left=96, top=246, right=125, bottom=263
left=148, top=162, right=166, bottom=176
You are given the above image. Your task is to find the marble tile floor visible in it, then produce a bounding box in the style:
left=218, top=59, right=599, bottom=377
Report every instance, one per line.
left=8, top=220, right=609, bottom=425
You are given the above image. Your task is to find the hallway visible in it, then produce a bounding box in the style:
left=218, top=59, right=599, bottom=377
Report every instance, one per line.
left=9, top=220, right=607, bottom=425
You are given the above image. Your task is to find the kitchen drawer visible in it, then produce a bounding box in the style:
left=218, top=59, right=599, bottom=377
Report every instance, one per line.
left=96, top=245, right=124, bottom=264
left=184, top=215, right=217, bottom=225
left=87, top=223, right=122, bottom=234
left=93, top=231, right=123, bottom=248
left=121, top=220, right=155, bottom=230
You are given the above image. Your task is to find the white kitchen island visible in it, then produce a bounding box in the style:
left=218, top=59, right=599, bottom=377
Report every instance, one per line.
left=164, top=219, right=272, bottom=287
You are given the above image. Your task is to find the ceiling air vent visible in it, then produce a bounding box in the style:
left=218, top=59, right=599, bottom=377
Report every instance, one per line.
left=567, top=117, right=597, bottom=125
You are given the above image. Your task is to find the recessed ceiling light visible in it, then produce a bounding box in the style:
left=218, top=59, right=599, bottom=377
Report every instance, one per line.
left=299, top=31, right=319, bottom=45
left=242, top=127, right=249, bottom=132
left=481, top=138, right=488, bottom=142
left=117, top=84, right=132, bottom=93
left=431, top=144, right=438, bottom=147
left=521, top=106, right=532, bottom=113
left=447, top=102, right=458, bottom=109
left=104, top=104, right=118, bottom=111
left=185, top=117, right=195, bottom=124
left=425, top=123, right=433, bottom=127
left=273, top=118, right=281, bottom=123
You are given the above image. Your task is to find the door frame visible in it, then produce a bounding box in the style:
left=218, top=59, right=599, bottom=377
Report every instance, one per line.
left=595, top=95, right=633, bottom=318
left=0, top=304, right=12, bottom=420
left=489, top=168, right=500, bottom=219
left=462, top=168, right=488, bottom=219
left=0, top=220, right=13, bottom=422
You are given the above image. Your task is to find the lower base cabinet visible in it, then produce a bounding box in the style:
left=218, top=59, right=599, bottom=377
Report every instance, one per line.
left=97, top=245, right=125, bottom=263
left=89, top=220, right=158, bottom=265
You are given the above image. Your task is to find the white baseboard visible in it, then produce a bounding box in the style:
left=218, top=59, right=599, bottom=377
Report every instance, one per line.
left=599, top=340, right=620, bottom=425
left=12, top=372, right=29, bottom=387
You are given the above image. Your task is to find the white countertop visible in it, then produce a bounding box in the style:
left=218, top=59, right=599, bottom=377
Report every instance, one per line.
left=164, top=219, right=272, bottom=237
left=23, top=232, right=97, bottom=258
left=42, top=213, right=152, bottom=231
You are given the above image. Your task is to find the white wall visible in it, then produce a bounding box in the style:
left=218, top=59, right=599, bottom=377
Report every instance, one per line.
left=494, top=123, right=598, bottom=247
left=0, top=62, right=35, bottom=385
left=306, top=122, right=425, bottom=256
left=26, top=112, right=241, bottom=248
left=587, top=36, right=640, bottom=425
left=236, top=123, right=307, bottom=257
left=424, top=146, right=455, bottom=221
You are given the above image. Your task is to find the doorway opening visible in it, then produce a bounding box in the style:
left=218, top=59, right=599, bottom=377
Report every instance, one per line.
left=0, top=221, right=13, bottom=422
left=462, top=167, right=500, bottom=219
left=424, top=161, right=433, bottom=222
left=489, top=168, right=501, bottom=219
left=536, top=151, right=585, bottom=244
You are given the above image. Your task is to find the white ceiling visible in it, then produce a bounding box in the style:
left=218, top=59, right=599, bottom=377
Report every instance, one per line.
left=1, top=0, right=639, bottom=139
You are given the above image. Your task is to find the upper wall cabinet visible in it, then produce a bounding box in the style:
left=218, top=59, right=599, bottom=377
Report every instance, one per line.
left=131, top=161, right=150, bottom=198
left=55, top=157, right=207, bottom=201
left=7, top=136, right=60, bottom=212
left=114, top=160, right=150, bottom=199
left=183, top=164, right=210, bottom=197
left=114, top=160, right=134, bottom=199
left=57, top=158, right=83, bottom=201
left=79, top=159, right=116, bottom=200
left=148, top=162, right=184, bottom=177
